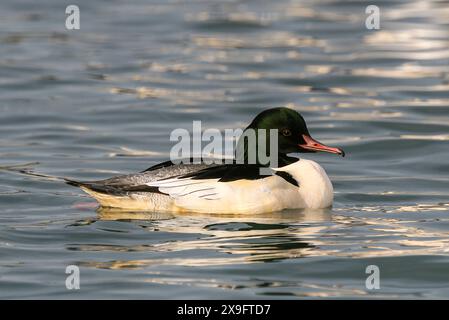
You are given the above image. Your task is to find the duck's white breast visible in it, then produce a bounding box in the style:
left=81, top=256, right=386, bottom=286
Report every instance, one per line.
left=276, top=159, right=333, bottom=209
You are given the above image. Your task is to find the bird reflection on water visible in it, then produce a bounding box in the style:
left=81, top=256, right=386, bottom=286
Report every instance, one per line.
left=71, top=207, right=333, bottom=269
left=66, top=204, right=449, bottom=272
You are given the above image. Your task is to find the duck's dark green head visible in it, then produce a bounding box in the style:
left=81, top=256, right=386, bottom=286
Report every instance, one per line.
left=236, top=107, right=344, bottom=165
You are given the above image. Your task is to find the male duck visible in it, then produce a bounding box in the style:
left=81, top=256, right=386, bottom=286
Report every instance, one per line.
left=67, top=107, right=345, bottom=214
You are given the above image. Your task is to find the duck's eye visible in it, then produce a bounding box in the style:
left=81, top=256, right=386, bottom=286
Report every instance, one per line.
left=281, top=128, right=292, bottom=137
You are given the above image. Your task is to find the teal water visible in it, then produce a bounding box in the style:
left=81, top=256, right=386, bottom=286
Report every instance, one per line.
left=1, top=0, right=449, bottom=299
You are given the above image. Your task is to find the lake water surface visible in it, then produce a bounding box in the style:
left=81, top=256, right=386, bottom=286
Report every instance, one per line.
left=1, top=0, right=449, bottom=299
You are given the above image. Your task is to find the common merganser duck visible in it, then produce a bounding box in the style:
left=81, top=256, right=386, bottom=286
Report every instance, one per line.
left=67, top=107, right=345, bottom=214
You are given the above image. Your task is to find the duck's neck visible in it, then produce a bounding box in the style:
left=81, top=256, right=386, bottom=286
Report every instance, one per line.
left=234, top=147, right=298, bottom=167
left=278, top=154, right=299, bottom=167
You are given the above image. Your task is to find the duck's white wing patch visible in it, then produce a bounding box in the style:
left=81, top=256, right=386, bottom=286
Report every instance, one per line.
left=147, top=178, right=222, bottom=201
left=146, top=175, right=298, bottom=214
left=148, top=177, right=257, bottom=213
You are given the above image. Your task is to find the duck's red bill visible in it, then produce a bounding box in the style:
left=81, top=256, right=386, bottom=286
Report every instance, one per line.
left=299, top=134, right=345, bottom=157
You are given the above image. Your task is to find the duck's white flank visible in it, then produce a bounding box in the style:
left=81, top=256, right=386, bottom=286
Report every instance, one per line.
left=81, top=159, right=333, bottom=214
left=153, top=159, right=333, bottom=214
